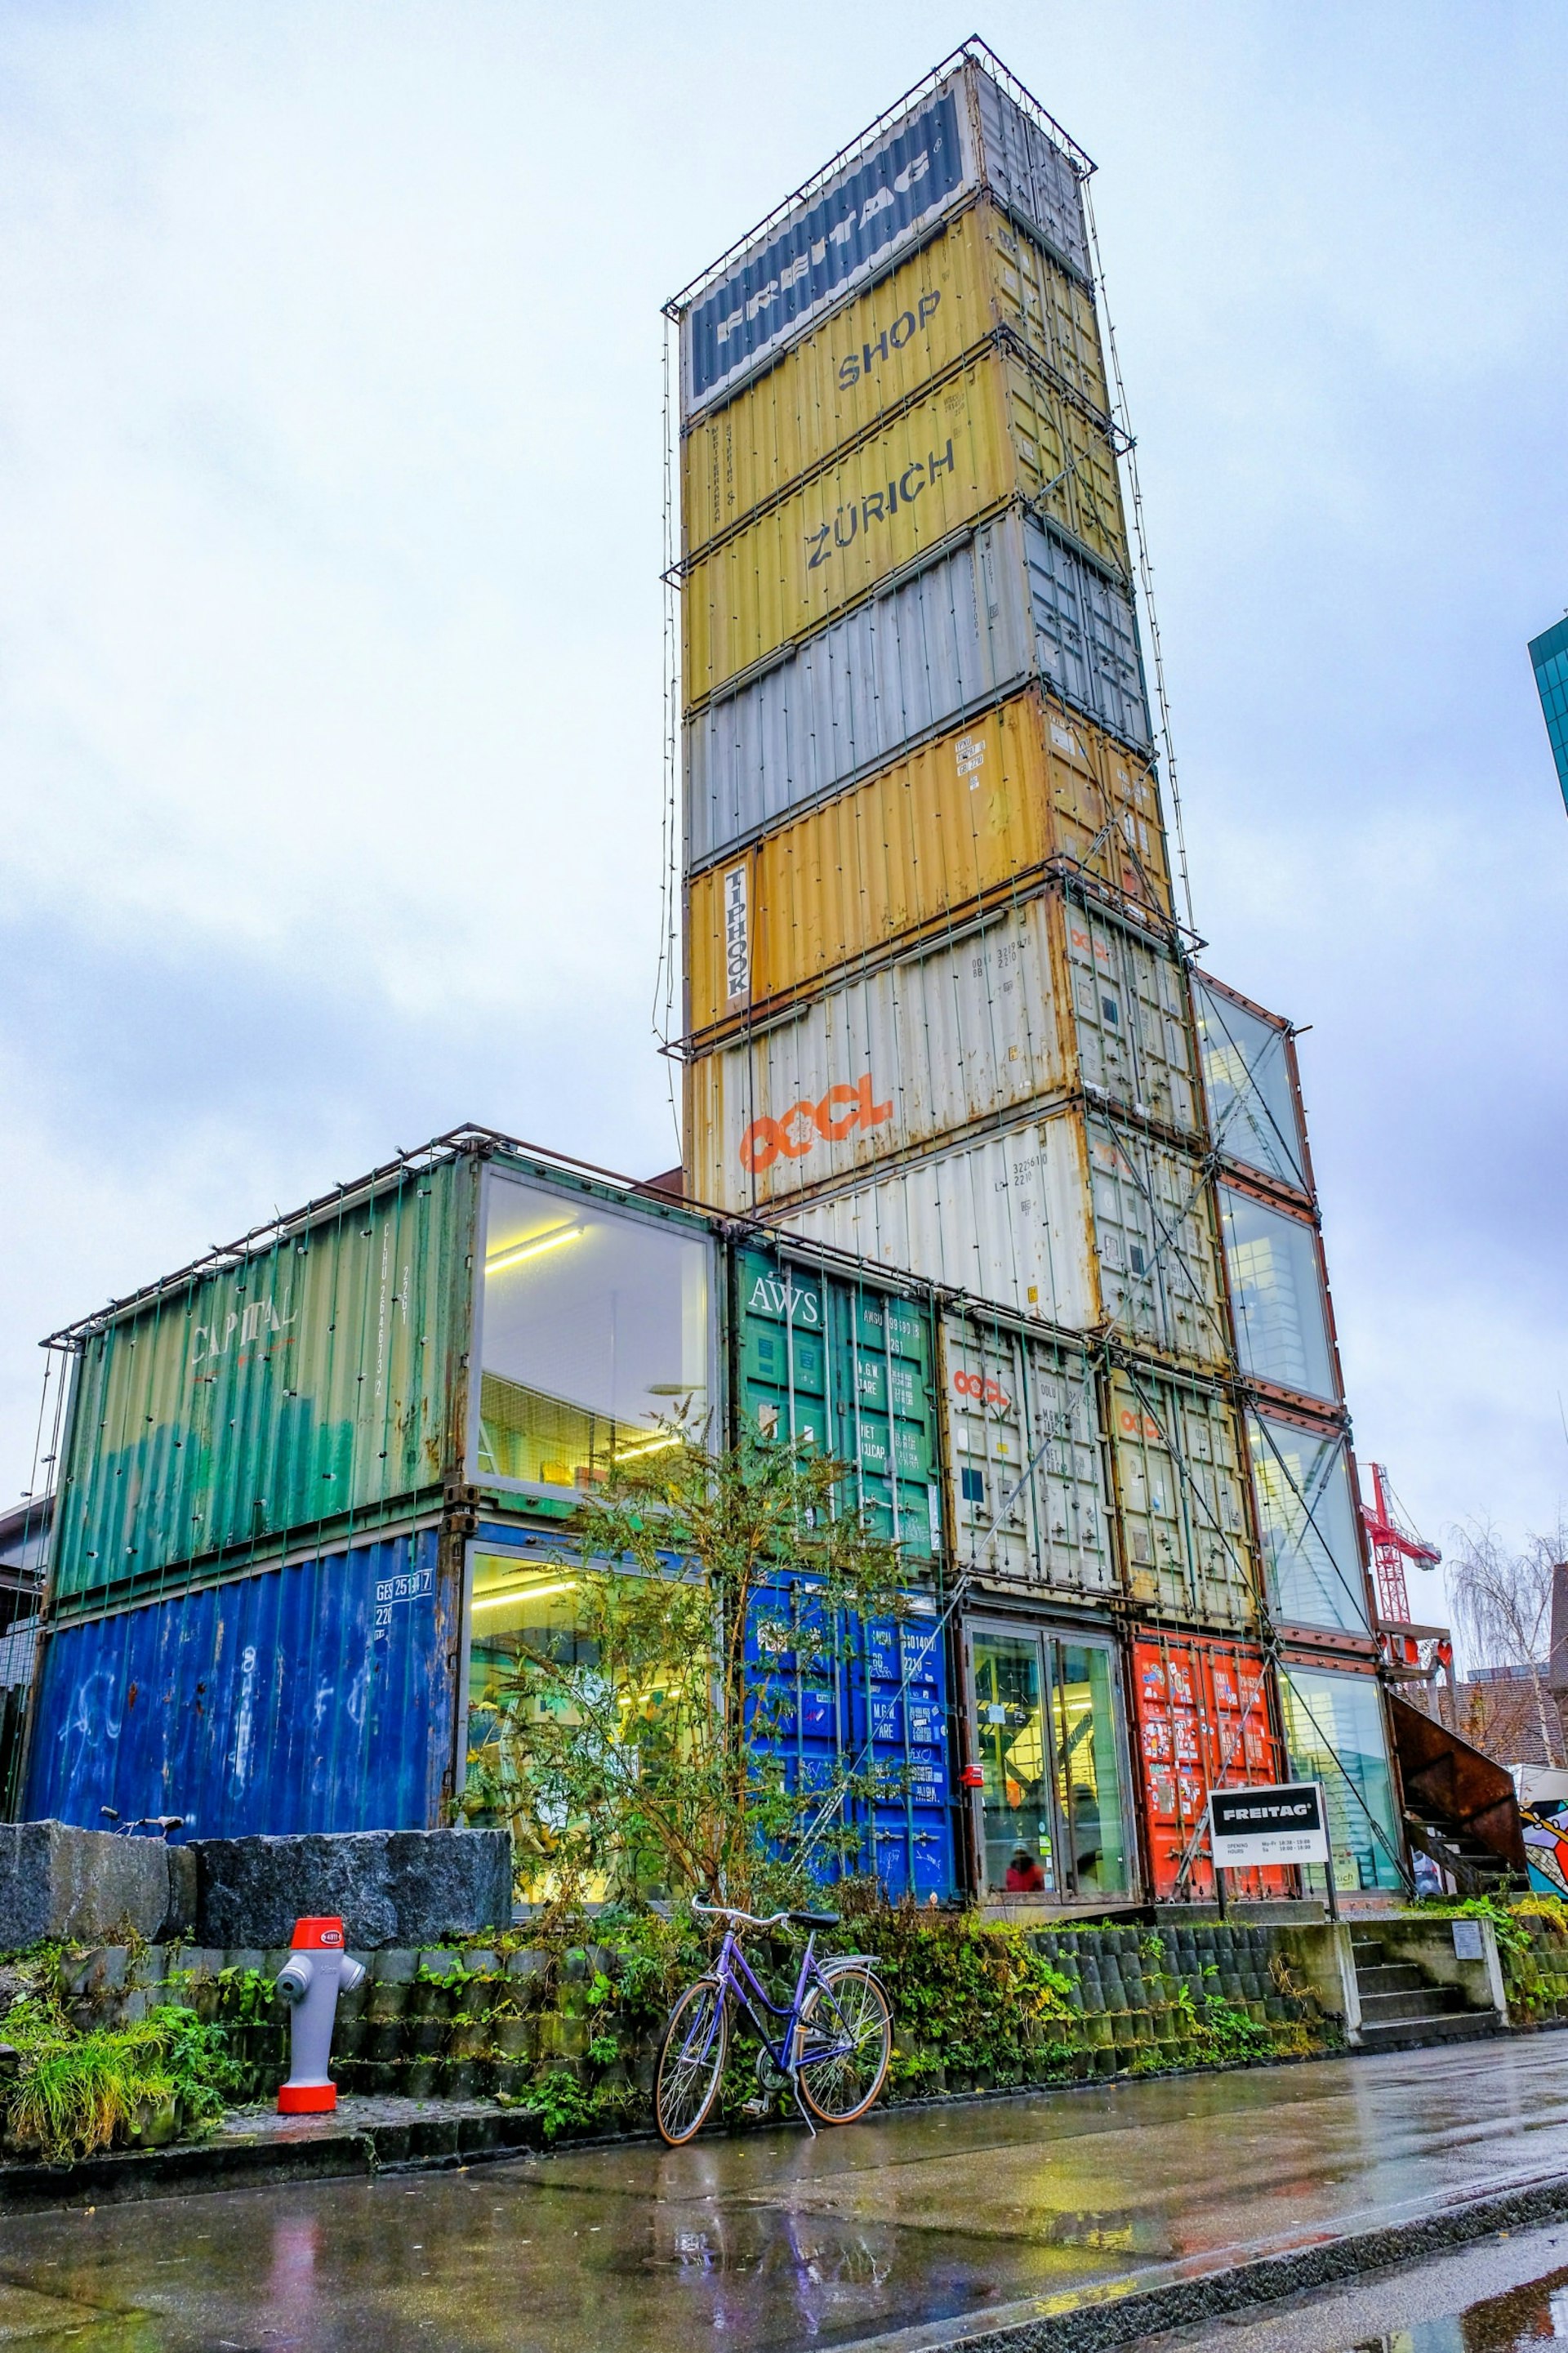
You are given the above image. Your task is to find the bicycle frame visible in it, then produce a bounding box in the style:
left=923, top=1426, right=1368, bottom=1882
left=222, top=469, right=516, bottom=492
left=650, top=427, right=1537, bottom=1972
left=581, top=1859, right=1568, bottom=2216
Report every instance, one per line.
left=702, top=1927, right=862, bottom=2134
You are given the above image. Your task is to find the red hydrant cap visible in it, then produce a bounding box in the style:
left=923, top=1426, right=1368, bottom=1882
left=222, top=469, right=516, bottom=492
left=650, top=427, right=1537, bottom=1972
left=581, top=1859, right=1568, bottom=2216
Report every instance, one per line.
left=290, top=1917, right=345, bottom=1950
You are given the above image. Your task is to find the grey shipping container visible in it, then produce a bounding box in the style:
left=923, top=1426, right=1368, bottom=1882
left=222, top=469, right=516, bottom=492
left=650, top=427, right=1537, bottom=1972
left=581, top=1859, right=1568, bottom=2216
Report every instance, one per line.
left=684, top=507, right=1151, bottom=873
left=675, top=47, right=1092, bottom=421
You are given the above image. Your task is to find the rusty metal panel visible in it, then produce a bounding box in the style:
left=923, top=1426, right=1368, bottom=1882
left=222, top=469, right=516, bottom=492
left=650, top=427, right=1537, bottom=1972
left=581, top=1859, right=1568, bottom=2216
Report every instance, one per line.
left=24, top=1526, right=458, bottom=1836
left=682, top=201, right=1110, bottom=555
left=685, top=898, right=1069, bottom=1214
left=682, top=348, right=1128, bottom=709
left=940, top=1310, right=1111, bottom=1596
left=51, top=1156, right=476, bottom=1608
left=684, top=696, right=1173, bottom=1034
left=1109, top=1371, right=1258, bottom=1627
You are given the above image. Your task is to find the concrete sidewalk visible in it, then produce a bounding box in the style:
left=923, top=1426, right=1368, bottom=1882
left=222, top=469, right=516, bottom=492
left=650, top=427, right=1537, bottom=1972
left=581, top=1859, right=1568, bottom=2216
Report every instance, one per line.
left=2, top=2039, right=1568, bottom=2350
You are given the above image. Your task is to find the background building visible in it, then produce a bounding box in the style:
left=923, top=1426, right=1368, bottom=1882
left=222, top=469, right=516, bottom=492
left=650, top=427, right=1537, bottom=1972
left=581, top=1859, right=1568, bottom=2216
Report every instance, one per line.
left=1529, top=613, right=1568, bottom=816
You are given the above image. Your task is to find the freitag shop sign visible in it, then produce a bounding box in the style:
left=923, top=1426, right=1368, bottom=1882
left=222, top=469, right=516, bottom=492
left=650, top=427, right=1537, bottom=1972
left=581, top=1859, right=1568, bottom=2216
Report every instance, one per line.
left=1209, top=1782, right=1329, bottom=1869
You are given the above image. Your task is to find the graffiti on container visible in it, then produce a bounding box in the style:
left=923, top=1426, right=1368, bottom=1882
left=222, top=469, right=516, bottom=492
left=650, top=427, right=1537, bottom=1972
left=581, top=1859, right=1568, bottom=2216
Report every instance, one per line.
left=835, top=289, right=942, bottom=386
left=739, top=1074, right=893, bottom=1174
left=804, top=440, right=956, bottom=570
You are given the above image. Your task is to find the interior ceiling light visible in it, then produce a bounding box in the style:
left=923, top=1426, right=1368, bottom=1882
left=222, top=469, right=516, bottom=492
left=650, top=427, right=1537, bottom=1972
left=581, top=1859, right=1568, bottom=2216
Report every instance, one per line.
left=484, top=1224, right=584, bottom=1274
left=612, top=1433, right=681, bottom=1462
left=472, top=1577, right=578, bottom=1612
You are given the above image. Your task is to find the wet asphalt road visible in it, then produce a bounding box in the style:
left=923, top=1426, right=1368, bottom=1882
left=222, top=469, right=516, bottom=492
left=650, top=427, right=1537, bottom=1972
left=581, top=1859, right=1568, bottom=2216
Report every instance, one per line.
left=6, top=2037, right=1568, bottom=2351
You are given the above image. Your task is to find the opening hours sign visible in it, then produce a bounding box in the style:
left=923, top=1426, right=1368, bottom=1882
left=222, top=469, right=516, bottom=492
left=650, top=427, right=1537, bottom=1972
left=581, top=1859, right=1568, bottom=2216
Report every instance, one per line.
left=1209, top=1783, right=1329, bottom=1869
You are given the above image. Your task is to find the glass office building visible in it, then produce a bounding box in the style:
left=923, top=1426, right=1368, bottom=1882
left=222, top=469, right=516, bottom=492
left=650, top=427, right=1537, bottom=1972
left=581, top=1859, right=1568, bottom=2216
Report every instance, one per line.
left=1529, top=614, right=1568, bottom=816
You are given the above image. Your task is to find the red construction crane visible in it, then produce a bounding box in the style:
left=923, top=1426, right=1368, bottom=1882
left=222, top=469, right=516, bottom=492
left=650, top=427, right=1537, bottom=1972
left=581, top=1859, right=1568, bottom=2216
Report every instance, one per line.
left=1361, top=1462, right=1442, bottom=1625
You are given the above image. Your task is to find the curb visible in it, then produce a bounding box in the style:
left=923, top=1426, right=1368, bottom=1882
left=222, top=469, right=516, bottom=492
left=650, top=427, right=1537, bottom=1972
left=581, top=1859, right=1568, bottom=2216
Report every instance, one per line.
left=0, top=2105, right=549, bottom=2214
left=832, top=2168, right=1568, bottom=2353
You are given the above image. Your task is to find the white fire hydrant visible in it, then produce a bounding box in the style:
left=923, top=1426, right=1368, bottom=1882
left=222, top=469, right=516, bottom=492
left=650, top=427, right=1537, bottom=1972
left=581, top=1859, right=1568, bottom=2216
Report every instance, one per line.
left=274, top=1916, right=365, bottom=2115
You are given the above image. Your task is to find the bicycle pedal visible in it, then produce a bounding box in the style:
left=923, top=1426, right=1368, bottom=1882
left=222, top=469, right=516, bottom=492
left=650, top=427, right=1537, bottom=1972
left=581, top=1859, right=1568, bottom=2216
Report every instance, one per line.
left=741, top=2097, right=770, bottom=2118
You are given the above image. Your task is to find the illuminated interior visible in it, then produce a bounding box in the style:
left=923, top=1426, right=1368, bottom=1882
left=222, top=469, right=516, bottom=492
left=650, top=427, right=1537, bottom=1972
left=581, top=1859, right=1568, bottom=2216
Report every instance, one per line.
left=969, top=1626, right=1129, bottom=1899
left=475, top=1174, right=710, bottom=1491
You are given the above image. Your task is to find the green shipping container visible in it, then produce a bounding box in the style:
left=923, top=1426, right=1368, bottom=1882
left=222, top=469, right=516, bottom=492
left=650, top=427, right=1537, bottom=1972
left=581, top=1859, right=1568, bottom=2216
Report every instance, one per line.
left=732, top=1245, right=942, bottom=1562
left=51, top=1155, right=477, bottom=1609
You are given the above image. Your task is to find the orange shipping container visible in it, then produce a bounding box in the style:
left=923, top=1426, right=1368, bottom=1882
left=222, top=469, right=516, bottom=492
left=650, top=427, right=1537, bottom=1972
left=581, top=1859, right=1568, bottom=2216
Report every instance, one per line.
left=1130, top=1633, right=1290, bottom=1902
left=682, top=199, right=1109, bottom=557
left=682, top=347, right=1129, bottom=710
left=684, top=689, right=1174, bottom=1036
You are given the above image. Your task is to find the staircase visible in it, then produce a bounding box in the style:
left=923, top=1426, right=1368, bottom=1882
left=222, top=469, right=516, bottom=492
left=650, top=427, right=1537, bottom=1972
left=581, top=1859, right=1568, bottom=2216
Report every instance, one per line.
left=1387, top=1691, right=1528, bottom=1896
left=1351, top=1929, right=1503, bottom=2052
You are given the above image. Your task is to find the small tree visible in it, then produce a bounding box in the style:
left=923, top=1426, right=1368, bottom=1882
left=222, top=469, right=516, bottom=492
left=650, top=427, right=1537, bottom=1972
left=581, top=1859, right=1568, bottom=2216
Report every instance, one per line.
left=1448, top=1519, right=1568, bottom=1767
left=462, top=1428, right=920, bottom=1912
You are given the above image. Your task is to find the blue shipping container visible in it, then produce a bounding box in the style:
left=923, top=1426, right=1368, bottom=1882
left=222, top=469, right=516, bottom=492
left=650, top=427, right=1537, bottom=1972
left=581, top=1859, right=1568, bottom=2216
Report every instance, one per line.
left=746, top=1579, right=956, bottom=1901
left=24, top=1529, right=457, bottom=1838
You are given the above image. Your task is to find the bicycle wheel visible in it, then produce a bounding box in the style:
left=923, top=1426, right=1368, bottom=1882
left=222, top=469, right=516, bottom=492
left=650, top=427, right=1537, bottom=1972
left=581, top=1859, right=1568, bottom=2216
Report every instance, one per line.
left=655, top=1977, right=729, bottom=2146
left=795, top=1964, right=892, bottom=2126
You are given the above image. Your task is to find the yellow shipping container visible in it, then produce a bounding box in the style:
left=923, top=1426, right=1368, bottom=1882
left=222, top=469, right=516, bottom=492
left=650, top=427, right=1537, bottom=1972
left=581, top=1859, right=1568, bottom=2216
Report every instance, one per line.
left=684, top=689, right=1172, bottom=1037
left=682, top=347, right=1129, bottom=710
left=682, top=198, right=1109, bottom=556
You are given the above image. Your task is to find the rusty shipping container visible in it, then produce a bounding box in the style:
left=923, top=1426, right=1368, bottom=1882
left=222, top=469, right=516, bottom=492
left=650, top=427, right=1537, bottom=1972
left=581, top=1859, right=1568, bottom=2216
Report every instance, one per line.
left=47, top=1155, right=476, bottom=1611
left=676, top=47, right=1091, bottom=423
left=682, top=346, right=1129, bottom=710
left=685, top=510, right=1152, bottom=871
left=686, top=693, right=1173, bottom=1035
left=939, top=1308, right=1114, bottom=1598
left=1130, top=1632, right=1290, bottom=1901
left=683, top=199, right=1109, bottom=555
left=764, top=1110, right=1231, bottom=1372
left=1107, top=1369, right=1259, bottom=1629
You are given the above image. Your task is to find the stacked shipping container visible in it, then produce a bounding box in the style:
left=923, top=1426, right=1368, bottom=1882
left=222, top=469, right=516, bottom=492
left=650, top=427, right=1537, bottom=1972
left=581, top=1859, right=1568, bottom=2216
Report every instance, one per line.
left=672, top=41, right=1404, bottom=1906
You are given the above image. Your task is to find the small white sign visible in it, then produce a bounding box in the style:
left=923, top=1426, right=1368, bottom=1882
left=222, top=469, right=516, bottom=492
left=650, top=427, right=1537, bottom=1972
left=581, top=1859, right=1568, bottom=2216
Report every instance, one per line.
left=1209, top=1782, right=1329, bottom=1869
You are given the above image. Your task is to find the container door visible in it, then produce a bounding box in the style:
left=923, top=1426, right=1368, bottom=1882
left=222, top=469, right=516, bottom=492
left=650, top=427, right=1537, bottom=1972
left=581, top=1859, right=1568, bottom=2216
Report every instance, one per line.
left=969, top=1627, right=1057, bottom=1896
left=1048, top=1636, right=1133, bottom=1898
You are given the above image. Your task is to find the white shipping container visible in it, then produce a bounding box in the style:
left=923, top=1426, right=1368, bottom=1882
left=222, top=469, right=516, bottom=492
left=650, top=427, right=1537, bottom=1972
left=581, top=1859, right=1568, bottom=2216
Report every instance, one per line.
left=942, top=1311, right=1113, bottom=1594
left=770, top=1112, right=1230, bottom=1370
left=1066, top=897, right=1198, bottom=1136
left=687, top=901, right=1068, bottom=1214
left=675, top=51, right=1090, bottom=421
left=684, top=509, right=1151, bottom=871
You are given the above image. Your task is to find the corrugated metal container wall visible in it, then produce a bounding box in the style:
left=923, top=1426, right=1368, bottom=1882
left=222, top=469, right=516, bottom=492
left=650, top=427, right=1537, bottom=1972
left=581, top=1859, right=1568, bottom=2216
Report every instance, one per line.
left=51, top=1158, right=475, bottom=1609
left=746, top=1580, right=955, bottom=1900
left=940, top=1311, right=1112, bottom=1595
left=687, top=899, right=1069, bottom=1213
left=1107, top=1372, right=1258, bottom=1627
left=684, top=513, right=1152, bottom=871
left=683, top=200, right=1109, bottom=554
left=24, top=1527, right=457, bottom=1837
left=685, top=706, right=1174, bottom=1036
left=1130, top=1633, right=1289, bottom=1901
left=733, top=1246, right=941, bottom=1562
left=772, top=1111, right=1228, bottom=1370
left=1064, top=895, right=1196, bottom=1134
left=677, top=58, right=1088, bottom=422
left=682, top=350, right=1128, bottom=709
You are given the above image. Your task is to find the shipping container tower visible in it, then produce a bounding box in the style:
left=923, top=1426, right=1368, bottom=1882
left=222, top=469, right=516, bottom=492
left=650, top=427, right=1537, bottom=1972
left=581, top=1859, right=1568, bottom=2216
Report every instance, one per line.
left=669, top=44, right=1405, bottom=1907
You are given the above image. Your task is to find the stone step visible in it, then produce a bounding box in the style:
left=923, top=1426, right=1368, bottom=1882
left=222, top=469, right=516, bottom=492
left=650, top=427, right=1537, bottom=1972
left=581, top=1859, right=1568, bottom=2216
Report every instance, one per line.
left=1359, top=1985, right=1469, bottom=2025
left=1355, top=1963, right=1428, bottom=1995
left=1357, top=2010, right=1504, bottom=2054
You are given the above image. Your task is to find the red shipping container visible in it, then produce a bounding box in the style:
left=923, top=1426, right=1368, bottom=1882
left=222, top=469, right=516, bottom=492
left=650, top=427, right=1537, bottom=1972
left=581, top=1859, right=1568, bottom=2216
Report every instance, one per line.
left=1131, top=1633, right=1290, bottom=1901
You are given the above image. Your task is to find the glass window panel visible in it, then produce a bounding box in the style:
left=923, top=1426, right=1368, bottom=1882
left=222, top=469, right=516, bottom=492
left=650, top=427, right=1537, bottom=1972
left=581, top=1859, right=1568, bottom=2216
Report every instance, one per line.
left=1193, top=981, right=1308, bottom=1190
left=1220, top=1189, right=1335, bottom=1402
left=476, top=1174, right=710, bottom=1491
left=1248, top=1415, right=1368, bottom=1633
left=971, top=1632, right=1056, bottom=1894
left=1051, top=1640, right=1130, bottom=1896
left=1280, top=1665, right=1404, bottom=1892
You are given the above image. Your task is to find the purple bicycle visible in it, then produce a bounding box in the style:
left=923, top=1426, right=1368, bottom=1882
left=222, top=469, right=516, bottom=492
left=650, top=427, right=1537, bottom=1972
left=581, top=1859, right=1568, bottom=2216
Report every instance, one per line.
left=654, top=1900, right=893, bottom=2146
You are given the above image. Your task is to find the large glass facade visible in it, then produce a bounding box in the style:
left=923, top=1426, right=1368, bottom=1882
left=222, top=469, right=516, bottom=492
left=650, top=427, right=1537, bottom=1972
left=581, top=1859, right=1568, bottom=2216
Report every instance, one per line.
left=1220, top=1188, right=1335, bottom=1403
left=1279, top=1664, right=1404, bottom=1893
left=1248, top=1414, right=1369, bottom=1633
left=969, top=1622, right=1130, bottom=1899
left=475, top=1174, right=711, bottom=1492
left=1193, top=980, right=1308, bottom=1192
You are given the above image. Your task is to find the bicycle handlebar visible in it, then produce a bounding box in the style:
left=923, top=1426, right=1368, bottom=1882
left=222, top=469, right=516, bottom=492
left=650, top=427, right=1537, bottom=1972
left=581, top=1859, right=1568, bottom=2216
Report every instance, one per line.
left=693, top=1901, right=840, bottom=1931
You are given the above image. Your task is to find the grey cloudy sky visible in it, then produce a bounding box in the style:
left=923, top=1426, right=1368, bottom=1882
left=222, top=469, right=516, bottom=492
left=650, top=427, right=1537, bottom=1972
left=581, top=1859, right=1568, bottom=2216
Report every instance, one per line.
left=2, top=2, right=1563, bottom=1611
